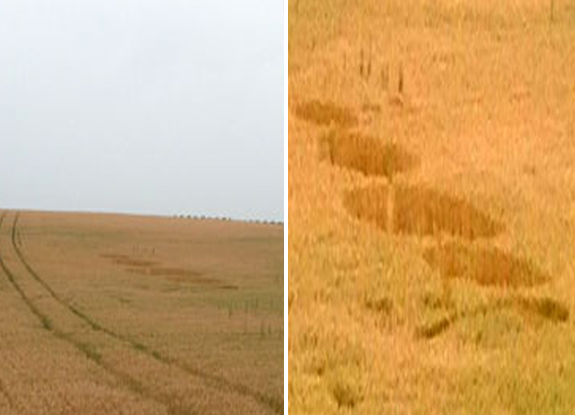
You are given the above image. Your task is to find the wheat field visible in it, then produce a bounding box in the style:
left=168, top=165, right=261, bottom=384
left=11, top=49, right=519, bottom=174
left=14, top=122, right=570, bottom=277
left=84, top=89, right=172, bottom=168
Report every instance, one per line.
left=288, top=0, right=575, bottom=412
left=0, top=210, right=283, bottom=414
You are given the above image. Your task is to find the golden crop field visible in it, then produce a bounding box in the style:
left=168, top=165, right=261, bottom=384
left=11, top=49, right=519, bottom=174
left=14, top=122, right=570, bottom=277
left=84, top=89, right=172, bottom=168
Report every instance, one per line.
left=0, top=210, right=283, bottom=414
left=288, top=0, right=575, bottom=413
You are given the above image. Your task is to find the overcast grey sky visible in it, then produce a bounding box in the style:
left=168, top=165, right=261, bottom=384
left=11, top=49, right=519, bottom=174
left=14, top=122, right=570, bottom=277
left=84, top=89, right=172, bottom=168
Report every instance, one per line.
left=0, top=0, right=283, bottom=220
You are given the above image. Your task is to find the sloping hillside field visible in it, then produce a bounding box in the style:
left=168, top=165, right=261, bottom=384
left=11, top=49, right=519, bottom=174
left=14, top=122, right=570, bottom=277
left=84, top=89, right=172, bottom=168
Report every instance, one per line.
left=0, top=210, right=283, bottom=414
left=288, top=0, right=575, bottom=412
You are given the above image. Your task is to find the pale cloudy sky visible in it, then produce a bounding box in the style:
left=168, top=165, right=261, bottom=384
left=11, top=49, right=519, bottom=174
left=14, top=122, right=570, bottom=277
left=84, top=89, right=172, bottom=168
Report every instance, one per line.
left=0, top=0, right=283, bottom=220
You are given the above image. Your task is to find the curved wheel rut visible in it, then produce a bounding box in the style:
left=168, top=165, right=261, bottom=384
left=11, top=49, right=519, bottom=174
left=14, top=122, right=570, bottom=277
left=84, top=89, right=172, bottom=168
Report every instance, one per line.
left=0, top=212, right=168, bottom=413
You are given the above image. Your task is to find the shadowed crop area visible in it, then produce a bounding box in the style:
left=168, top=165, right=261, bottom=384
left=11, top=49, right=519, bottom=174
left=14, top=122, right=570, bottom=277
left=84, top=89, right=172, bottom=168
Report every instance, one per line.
left=0, top=210, right=283, bottom=415
left=289, top=0, right=575, bottom=412
left=344, top=184, right=502, bottom=239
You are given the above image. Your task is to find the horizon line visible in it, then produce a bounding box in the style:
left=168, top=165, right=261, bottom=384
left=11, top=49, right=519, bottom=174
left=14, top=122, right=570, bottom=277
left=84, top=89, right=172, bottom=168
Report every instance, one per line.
left=0, top=206, right=284, bottom=225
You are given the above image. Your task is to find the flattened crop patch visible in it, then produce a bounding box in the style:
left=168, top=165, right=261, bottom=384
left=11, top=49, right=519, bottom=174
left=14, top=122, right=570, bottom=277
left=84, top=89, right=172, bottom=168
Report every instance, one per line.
left=321, top=132, right=417, bottom=179
left=517, top=297, right=569, bottom=323
left=294, top=100, right=358, bottom=127
left=101, top=253, right=159, bottom=268
left=101, top=253, right=236, bottom=289
left=126, top=267, right=237, bottom=290
left=344, top=184, right=503, bottom=240
left=422, top=243, right=549, bottom=288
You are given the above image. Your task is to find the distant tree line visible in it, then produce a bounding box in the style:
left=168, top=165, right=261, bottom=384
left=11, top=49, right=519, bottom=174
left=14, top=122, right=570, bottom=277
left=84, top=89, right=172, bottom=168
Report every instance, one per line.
left=172, top=214, right=283, bottom=226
